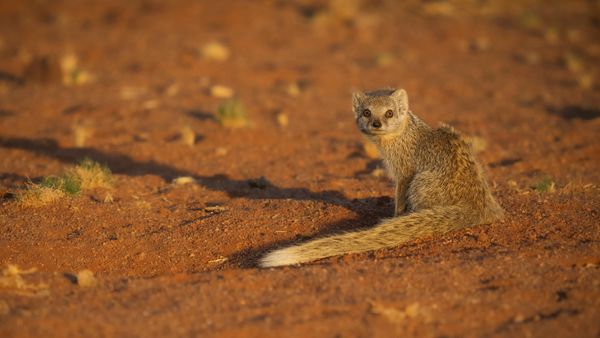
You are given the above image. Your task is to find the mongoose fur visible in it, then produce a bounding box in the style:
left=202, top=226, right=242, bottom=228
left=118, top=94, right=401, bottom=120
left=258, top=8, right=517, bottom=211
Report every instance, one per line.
left=260, top=88, right=503, bottom=267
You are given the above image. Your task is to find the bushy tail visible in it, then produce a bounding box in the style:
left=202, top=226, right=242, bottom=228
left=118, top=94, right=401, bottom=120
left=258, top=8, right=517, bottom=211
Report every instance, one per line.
left=259, top=206, right=476, bottom=267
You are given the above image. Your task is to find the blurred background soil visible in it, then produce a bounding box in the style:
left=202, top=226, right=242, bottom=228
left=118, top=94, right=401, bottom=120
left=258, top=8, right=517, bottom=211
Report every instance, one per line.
left=0, top=0, right=599, bottom=336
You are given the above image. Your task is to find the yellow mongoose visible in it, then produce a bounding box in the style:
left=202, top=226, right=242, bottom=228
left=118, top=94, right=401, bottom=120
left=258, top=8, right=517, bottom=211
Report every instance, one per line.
left=260, top=88, right=503, bottom=267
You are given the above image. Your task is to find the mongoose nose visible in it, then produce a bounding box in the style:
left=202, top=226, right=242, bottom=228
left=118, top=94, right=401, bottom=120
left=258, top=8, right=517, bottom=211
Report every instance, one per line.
left=372, top=120, right=382, bottom=128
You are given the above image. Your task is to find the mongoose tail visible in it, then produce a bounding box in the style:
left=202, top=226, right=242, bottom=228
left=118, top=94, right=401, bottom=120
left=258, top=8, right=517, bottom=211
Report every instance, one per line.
left=260, top=205, right=475, bottom=268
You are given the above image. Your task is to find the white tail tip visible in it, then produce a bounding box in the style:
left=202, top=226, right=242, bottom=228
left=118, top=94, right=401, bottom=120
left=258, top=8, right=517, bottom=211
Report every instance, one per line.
left=259, top=248, right=300, bottom=268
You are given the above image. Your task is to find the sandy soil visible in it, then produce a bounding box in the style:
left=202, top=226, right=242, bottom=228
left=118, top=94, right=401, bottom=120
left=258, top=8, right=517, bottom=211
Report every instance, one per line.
left=0, top=0, right=599, bottom=337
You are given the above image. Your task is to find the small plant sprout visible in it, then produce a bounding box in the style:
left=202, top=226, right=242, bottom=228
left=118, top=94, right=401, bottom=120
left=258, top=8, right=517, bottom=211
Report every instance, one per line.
left=60, top=53, right=92, bottom=85
left=217, top=98, right=249, bottom=128
left=73, top=123, right=93, bottom=147
left=180, top=125, right=196, bottom=145
left=533, top=177, right=556, bottom=193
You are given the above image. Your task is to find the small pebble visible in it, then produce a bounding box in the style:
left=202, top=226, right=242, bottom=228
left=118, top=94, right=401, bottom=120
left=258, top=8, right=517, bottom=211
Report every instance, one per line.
left=210, top=85, right=234, bottom=98
left=76, top=269, right=97, bottom=288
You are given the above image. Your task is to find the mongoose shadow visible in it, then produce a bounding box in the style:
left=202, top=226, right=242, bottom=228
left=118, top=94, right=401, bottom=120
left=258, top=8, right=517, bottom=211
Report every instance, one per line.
left=228, top=195, right=393, bottom=268
left=0, top=71, right=24, bottom=86
left=0, top=137, right=396, bottom=268
left=0, top=136, right=360, bottom=209
left=546, top=105, right=600, bottom=121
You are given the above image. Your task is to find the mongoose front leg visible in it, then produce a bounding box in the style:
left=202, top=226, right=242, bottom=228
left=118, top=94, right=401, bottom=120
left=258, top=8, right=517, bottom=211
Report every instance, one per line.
left=394, top=178, right=409, bottom=216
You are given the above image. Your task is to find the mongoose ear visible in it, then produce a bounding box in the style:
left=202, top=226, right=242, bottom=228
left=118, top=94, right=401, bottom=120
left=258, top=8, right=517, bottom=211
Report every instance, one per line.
left=391, top=89, right=409, bottom=110
left=352, top=92, right=365, bottom=113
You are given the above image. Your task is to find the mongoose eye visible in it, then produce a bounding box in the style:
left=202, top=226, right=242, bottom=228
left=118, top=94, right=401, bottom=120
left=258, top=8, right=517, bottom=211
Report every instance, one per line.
left=362, top=109, right=371, bottom=117
left=385, top=110, right=394, bottom=118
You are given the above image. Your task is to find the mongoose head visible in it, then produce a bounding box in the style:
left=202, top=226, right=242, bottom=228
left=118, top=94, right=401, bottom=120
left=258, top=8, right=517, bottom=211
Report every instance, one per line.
left=352, top=88, right=409, bottom=137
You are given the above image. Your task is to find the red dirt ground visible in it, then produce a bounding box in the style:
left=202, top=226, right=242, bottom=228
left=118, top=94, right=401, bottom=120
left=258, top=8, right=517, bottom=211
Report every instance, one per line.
left=0, top=0, right=599, bottom=337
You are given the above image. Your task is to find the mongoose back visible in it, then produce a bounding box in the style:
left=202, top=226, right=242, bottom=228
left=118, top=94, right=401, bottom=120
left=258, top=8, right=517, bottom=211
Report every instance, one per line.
left=260, top=88, right=503, bottom=267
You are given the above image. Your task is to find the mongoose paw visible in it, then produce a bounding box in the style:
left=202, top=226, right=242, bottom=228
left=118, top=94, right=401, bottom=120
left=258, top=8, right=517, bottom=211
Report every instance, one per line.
left=259, top=247, right=300, bottom=268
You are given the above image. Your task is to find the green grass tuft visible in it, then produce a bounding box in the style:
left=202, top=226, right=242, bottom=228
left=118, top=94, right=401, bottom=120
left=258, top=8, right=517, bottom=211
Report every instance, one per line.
left=40, top=175, right=81, bottom=196
left=17, top=158, right=112, bottom=206
left=70, top=158, right=113, bottom=189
